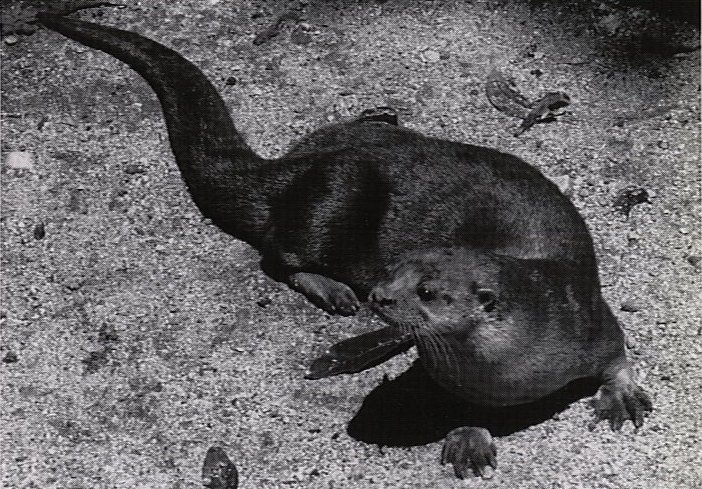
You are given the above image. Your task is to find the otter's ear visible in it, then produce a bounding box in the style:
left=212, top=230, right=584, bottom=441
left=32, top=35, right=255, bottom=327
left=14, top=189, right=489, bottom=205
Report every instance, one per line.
left=476, top=288, right=497, bottom=312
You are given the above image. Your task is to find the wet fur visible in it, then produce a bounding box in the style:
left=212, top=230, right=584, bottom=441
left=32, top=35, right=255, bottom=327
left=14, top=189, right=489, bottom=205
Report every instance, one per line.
left=370, top=248, right=625, bottom=406
left=38, top=15, right=597, bottom=309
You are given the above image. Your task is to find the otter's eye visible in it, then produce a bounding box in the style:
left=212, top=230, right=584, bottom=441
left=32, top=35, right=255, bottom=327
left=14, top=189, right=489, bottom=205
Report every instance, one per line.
left=416, top=284, right=437, bottom=302
left=476, top=288, right=497, bottom=312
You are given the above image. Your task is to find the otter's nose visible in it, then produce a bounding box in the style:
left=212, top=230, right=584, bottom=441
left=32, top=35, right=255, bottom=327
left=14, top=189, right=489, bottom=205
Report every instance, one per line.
left=369, top=285, right=395, bottom=306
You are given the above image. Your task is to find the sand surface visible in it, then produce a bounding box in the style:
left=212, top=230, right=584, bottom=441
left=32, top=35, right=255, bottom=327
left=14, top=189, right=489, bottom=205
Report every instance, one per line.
left=1, top=1, right=700, bottom=487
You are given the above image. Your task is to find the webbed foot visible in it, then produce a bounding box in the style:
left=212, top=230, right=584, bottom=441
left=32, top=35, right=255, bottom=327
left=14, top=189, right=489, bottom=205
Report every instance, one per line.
left=289, top=272, right=360, bottom=316
left=591, top=363, right=652, bottom=430
left=441, top=427, right=497, bottom=479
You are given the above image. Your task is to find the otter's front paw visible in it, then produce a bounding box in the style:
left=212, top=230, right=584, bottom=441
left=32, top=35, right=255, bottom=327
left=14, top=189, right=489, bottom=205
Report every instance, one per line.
left=591, top=365, right=652, bottom=430
left=289, top=272, right=360, bottom=316
left=592, top=383, right=652, bottom=430
left=441, top=427, right=497, bottom=479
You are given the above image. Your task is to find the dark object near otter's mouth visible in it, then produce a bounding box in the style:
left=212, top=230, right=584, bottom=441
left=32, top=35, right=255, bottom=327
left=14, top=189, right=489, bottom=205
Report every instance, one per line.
left=306, top=326, right=414, bottom=380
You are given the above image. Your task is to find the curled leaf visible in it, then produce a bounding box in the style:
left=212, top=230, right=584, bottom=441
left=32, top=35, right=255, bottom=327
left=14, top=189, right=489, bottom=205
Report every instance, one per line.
left=485, top=69, right=531, bottom=119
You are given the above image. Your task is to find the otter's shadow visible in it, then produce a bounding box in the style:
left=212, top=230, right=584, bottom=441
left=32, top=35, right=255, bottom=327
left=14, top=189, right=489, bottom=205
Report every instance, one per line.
left=347, top=361, right=600, bottom=446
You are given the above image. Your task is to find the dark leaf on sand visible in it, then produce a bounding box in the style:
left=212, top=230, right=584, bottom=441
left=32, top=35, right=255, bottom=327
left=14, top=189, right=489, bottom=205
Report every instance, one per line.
left=306, top=326, right=413, bottom=380
left=486, top=70, right=571, bottom=136
left=485, top=69, right=531, bottom=119
left=202, top=447, right=238, bottom=489
left=514, top=91, right=570, bottom=136
left=614, top=186, right=650, bottom=216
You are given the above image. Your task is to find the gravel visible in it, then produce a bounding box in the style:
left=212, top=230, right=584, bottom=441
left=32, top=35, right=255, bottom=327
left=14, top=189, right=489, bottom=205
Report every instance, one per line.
left=1, top=1, right=700, bottom=488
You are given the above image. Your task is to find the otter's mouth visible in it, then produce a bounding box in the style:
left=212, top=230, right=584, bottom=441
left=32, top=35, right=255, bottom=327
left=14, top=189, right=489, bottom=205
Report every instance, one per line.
left=369, top=303, right=414, bottom=333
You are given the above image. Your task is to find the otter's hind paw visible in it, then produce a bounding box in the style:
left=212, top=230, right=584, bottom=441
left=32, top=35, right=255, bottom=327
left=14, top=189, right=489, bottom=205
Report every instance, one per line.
left=441, top=427, right=497, bottom=479
left=591, top=367, right=652, bottom=430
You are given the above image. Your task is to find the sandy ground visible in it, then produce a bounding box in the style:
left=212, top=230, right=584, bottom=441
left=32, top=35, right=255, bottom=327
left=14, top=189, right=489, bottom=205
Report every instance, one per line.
left=1, top=1, right=700, bottom=488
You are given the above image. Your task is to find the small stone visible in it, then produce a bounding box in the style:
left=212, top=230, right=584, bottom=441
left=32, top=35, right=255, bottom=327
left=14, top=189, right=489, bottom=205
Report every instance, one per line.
left=679, top=228, right=689, bottom=235
left=225, top=76, right=237, bottom=86
left=614, top=186, right=650, bottom=216
left=202, top=446, right=238, bottom=489
left=124, top=164, right=146, bottom=174
left=5, top=151, right=34, bottom=170
left=33, top=223, right=45, bottom=240
left=4, top=35, right=19, bottom=45
left=290, top=26, right=312, bottom=45
left=422, top=49, right=441, bottom=63
left=64, top=278, right=83, bottom=291
left=550, top=175, right=571, bottom=193
left=598, top=13, right=622, bottom=36
left=256, top=297, right=272, bottom=308
left=2, top=351, right=19, bottom=364
left=685, top=255, right=701, bottom=269
left=657, top=140, right=669, bottom=149
left=620, top=300, right=642, bottom=313
left=530, top=68, right=543, bottom=77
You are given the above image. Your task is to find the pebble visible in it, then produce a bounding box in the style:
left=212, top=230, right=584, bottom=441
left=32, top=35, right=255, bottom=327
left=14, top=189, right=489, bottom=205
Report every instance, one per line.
left=550, top=174, right=571, bottom=193
left=290, top=26, right=312, bottom=45
left=202, top=446, right=238, bottom=489
left=124, top=164, right=146, bottom=174
left=4, top=35, right=19, bottom=46
left=5, top=152, right=34, bottom=170
left=33, top=223, right=46, bottom=240
left=422, top=49, right=440, bottom=63
left=685, top=255, right=701, bottom=269
left=620, top=300, right=642, bottom=313
left=2, top=351, right=19, bottom=364
left=64, top=278, right=84, bottom=291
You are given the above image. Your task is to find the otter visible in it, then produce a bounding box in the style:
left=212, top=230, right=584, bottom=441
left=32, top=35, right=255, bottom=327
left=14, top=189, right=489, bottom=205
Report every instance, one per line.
left=309, top=248, right=651, bottom=478
left=29, top=11, right=650, bottom=479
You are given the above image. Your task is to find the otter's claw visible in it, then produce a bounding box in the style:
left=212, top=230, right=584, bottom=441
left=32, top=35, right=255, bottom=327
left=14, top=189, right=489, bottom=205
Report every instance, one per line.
left=591, top=383, right=652, bottom=430
left=441, top=427, right=497, bottom=479
left=591, top=364, right=652, bottom=431
left=289, top=272, right=360, bottom=316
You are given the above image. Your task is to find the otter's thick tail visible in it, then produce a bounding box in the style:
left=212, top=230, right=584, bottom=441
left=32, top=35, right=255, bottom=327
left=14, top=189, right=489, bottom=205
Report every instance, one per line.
left=37, top=14, right=265, bottom=242
left=37, top=15, right=256, bottom=167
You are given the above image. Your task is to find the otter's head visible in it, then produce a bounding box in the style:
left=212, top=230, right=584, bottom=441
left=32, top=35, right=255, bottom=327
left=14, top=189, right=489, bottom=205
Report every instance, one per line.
left=369, top=248, right=501, bottom=337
